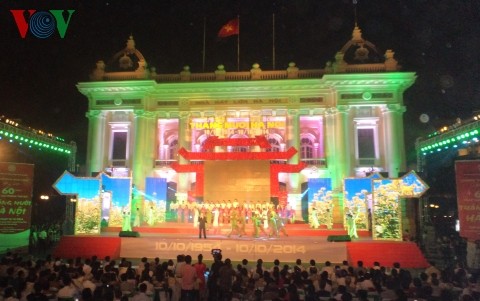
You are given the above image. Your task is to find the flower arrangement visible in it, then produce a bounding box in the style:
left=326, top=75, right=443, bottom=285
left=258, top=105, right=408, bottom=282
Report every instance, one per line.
left=308, top=187, right=334, bottom=229
left=75, top=197, right=101, bottom=234
left=372, top=180, right=402, bottom=240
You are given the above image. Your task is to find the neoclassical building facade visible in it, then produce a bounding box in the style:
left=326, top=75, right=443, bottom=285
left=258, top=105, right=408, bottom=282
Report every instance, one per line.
left=77, top=26, right=416, bottom=222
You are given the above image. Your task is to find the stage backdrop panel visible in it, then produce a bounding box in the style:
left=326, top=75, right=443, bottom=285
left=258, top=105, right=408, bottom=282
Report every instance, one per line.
left=204, top=160, right=270, bottom=202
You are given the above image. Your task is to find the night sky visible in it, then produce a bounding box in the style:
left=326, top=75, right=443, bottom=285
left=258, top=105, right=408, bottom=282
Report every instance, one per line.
left=1, top=0, right=479, bottom=168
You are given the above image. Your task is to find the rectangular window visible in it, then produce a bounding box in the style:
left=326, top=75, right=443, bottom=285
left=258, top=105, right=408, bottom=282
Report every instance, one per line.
left=357, top=128, right=375, bottom=159
left=112, top=131, right=127, bottom=160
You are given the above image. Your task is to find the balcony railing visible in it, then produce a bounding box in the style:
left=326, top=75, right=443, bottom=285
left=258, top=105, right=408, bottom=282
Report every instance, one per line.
left=301, top=158, right=327, bottom=167
left=155, top=159, right=176, bottom=167
left=357, top=158, right=377, bottom=166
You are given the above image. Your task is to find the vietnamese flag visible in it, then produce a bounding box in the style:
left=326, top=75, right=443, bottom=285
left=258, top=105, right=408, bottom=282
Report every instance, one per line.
left=218, top=18, right=239, bottom=38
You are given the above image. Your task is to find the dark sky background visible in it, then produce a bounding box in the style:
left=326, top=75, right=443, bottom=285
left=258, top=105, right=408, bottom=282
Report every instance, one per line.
left=1, top=0, right=480, bottom=169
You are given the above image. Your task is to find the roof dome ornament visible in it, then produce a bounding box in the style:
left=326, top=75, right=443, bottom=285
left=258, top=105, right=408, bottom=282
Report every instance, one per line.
left=126, top=35, right=135, bottom=52
left=352, top=26, right=363, bottom=43
left=103, top=35, right=147, bottom=73
left=119, top=54, right=133, bottom=69
left=338, top=24, right=383, bottom=65
left=354, top=45, right=369, bottom=62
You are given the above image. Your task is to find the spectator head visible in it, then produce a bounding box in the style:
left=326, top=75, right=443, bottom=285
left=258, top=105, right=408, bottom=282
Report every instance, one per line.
left=4, top=287, right=15, bottom=298
left=185, top=255, right=192, bottom=264
left=337, top=285, right=347, bottom=294
left=82, top=288, right=93, bottom=301
left=63, top=276, right=72, bottom=286
left=138, top=283, right=147, bottom=293
left=341, top=292, right=353, bottom=301
left=33, top=282, right=43, bottom=293
left=357, top=290, right=368, bottom=299
left=296, top=259, right=302, bottom=265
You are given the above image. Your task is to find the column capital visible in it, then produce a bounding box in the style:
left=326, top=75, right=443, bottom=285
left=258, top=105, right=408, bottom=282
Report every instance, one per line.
left=288, top=109, right=299, bottom=117
left=134, top=109, right=146, bottom=118
left=336, top=105, right=351, bottom=113
left=324, top=108, right=337, bottom=116
left=144, top=111, right=157, bottom=119
left=85, top=110, right=104, bottom=119
left=134, top=110, right=156, bottom=119
left=179, top=111, right=190, bottom=119
left=382, top=104, right=406, bottom=114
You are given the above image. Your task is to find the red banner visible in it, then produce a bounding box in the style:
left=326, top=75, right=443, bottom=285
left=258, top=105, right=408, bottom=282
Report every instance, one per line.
left=455, top=160, right=480, bottom=241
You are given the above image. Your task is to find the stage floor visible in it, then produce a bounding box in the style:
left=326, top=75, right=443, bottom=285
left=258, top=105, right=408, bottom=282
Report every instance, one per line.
left=53, top=223, right=429, bottom=268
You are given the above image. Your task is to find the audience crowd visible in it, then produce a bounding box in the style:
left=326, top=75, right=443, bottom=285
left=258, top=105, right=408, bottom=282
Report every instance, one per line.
left=0, top=251, right=478, bottom=301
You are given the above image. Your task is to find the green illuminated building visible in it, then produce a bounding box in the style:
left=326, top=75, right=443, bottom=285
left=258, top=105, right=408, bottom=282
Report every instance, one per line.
left=77, top=26, right=416, bottom=223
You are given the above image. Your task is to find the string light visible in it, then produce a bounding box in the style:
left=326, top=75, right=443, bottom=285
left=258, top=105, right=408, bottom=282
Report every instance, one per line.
left=420, top=128, right=480, bottom=155
left=0, top=128, right=73, bottom=155
left=0, top=115, right=66, bottom=142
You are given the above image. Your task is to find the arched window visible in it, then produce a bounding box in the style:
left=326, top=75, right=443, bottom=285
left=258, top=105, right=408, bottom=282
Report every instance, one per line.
left=266, top=137, right=281, bottom=152
left=301, top=137, right=314, bottom=159
left=196, top=134, right=210, bottom=152
left=168, top=139, right=178, bottom=160
left=230, top=134, right=249, bottom=152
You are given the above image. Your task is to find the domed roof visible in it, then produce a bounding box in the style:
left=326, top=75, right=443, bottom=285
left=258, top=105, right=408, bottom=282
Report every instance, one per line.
left=339, top=25, right=384, bottom=64
left=106, top=35, right=147, bottom=72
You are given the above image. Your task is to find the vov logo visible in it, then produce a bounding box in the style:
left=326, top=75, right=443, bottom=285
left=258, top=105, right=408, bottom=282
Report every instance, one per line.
left=10, top=10, right=75, bottom=39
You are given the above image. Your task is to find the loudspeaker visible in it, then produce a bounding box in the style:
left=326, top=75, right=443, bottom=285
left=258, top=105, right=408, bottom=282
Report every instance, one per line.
left=119, top=231, right=140, bottom=237
left=327, top=235, right=351, bottom=242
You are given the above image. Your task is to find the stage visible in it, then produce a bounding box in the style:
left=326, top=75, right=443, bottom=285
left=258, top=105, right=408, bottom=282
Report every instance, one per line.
left=53, top=223, right=429, bottom=268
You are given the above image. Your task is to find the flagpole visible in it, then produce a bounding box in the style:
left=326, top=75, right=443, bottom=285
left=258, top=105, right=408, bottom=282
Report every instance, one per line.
left=237, top=15, right=240, bottom=71
left=202, top=16, right=206, bottom=72
left=272, top=13, right=276, bottom=70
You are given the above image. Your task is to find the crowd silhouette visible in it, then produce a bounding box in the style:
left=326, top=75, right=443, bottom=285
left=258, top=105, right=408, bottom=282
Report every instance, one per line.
left=0, top=251, right=478, bottom=301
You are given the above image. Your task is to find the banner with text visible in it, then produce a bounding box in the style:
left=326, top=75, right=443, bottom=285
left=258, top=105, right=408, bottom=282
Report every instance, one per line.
left=455, top=160, right=480, bottom=241
left=0, top=162, right=34, bottom=253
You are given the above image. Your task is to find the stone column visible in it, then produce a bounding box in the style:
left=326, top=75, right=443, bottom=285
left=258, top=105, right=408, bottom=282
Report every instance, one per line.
left=177, top=113, right=190, bottom=194
left=287, top=109, right=300, bottom=192
left=286, top=110, right=301, bottom=220
left=132, top=110, right=148, bottom=190
left=324, top=108, right=337, bottom=185
left=143, top=112, right=157, bottom=179
left=334, top=105, right=351, bottom=189
left=85, top=110, right=106, bottom=176
left=158, top=120, right=166, bottom=160
left=382, top=104, right=406, bottom=178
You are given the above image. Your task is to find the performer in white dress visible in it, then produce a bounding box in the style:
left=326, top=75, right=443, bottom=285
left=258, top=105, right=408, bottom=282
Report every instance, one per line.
left=213, top=206, right=220, bottom=227
left=193, top=205, right=199, bottom=228
left=262, top=207, right=269, bottom=230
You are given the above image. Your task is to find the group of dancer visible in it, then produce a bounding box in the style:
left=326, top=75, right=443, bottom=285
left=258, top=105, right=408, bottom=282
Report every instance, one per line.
left=171, top=199, right=293, bottom=238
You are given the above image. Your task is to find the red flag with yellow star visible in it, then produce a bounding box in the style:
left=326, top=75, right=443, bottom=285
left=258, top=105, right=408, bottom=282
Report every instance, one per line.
left=218, top=18, right=239, bottom=38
